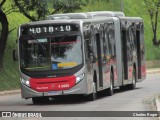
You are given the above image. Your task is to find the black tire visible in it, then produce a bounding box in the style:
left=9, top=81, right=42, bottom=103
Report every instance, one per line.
left=88, top=82, right=97, bottom=101
left=128, top=68, right=136, bottom=90
left=107, top=72, right=114, bottom=96
left=32, top=97, right=49, bottom=104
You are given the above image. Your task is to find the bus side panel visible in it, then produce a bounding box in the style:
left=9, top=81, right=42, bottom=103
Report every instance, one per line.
left=113, top=18, right=123, bottom=86
left=137, top=23, right=146, bottom=81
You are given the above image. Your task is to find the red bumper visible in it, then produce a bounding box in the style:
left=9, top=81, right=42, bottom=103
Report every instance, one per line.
left=30, top=76, right=76, bottom=92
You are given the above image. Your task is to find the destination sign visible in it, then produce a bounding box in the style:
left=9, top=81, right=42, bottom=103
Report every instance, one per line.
left=21, top=24, right=79, bottom=35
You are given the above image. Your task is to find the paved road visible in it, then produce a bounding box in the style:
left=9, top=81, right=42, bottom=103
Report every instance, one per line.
left=0, top=74, right=160, bottom=120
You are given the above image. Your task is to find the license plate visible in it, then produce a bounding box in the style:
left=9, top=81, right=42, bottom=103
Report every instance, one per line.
left=48, top=91, right=58, bottom=96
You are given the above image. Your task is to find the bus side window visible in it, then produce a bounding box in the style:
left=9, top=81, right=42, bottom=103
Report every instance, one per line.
left=85, top=40, right=90, bottom=61
left=101, top=27, right=106, bottom=61
left=111, top=27, right=116, bottom=57
left=103, top=32, right=107, bottom=56
left=108, top=29, right=115, bottom=57
left=126, top=28, right=132, bottom=61
left=104, top=30, right=110, bottom=59
left=107, top=30, right=112, bottom=56
left=129, top=27, right=135, bottom=51
left=84, top=25, right=91, bottom=61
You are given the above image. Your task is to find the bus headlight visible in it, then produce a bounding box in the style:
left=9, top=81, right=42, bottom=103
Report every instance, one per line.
left=76, top=74, right=85, bottom=83
left=21, top=78, right=30, bottom=87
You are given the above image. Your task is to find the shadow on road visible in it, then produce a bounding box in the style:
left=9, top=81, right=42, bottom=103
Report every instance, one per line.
left=27, top=87, right=143, bottom=106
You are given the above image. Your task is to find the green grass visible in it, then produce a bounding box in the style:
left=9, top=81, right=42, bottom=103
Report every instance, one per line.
left=0, top=0, right=160, bottom=91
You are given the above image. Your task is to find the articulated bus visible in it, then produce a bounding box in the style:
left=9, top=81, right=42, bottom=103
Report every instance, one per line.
left=17, top=11, right=146, bottom=104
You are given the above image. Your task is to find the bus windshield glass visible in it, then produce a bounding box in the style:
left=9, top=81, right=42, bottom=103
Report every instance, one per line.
left=20, top=35, right=83, bottom=71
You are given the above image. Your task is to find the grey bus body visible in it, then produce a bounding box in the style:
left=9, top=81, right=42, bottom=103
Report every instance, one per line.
left=17, top=11, right=146, bottom=103
left=46, top=11, right=125, bottom=20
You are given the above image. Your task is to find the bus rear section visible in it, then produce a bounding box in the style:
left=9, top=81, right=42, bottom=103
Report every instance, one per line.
left=18, top=21, right=93, bottom=104
left=119, top=17, right=146, bottom=89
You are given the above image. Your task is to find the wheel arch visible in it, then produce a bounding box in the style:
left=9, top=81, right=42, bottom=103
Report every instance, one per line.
left=110, top=65, right=114, bottom=86
left=133, top=62, right=137, bottom=82
left=93, top=70, right=98, bottom=89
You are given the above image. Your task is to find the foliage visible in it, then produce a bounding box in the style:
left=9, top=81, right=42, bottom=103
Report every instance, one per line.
left=0, top=0, right=8, bottom=70
left=144, top=0, right=160, bottom=46
left=13, top=0, right=88, bottom=21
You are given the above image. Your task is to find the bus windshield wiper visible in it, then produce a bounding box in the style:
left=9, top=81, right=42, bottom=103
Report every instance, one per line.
left=32, top=35, right=46, bottom=50
left=52, top=34, right=68, bottom=45
left=59, top=34, right=68, bottom=43
left=31, top=35, right=47, bottom=56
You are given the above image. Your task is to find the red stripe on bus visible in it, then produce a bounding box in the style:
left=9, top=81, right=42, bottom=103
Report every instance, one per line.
left=141, top=65, right=146, bottom=77
left=128, top=67, right=133, bottom=79
left=51, top=40, right=80, bottom=45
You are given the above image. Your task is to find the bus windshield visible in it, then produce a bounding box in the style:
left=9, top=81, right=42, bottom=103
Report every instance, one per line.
left=20, top=35, right=83, bottom=71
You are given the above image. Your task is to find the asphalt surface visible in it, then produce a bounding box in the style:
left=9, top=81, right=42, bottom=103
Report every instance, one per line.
left=0, top=72, right=160, bottom=120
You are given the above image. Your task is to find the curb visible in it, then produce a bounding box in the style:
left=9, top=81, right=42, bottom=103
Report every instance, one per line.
left=155, top=94, right=160, bottom=120
left=0, top=89, right=21, bottom=96
left=146, top=69, right=160, bottom=74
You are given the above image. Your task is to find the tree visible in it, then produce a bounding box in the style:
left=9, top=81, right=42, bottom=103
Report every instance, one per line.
left=13, top=0, right=88, bottom=21
left=144, top=0, right=160, bottom=46
left=0, top=0, right=8, bottom=70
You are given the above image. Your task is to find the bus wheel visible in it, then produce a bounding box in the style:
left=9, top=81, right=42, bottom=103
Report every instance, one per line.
left=128, top=68, right=136, bottom=90
left=32, top=97, right=49, bottom=104
left=107, top=72, right=114, bottom=96
left=88, top=82, right=97, bottom=101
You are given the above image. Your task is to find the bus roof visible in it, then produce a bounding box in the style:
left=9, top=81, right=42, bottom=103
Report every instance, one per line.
left=20, top=11, right=143, bottom=27
left=46, top=11, right=125, bottom=20
left=88, top=11, right=125, bottom=18
left=21, top=17, right=143, bottom=28
left=119, top=17, right=143, bottom=22
left=20, top=17, right=115, bottom=27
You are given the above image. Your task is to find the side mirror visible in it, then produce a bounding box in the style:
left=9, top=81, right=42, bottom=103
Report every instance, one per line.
left=12, top=49, right=18, bottom=61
